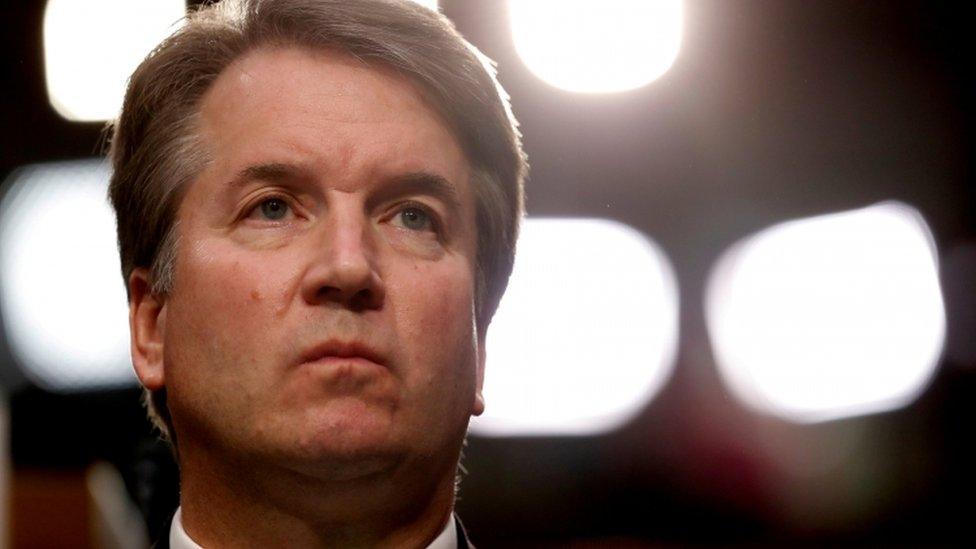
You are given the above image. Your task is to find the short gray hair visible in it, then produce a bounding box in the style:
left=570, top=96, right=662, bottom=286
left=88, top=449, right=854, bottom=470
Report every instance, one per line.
left=108, top=0, right=526, bottom=442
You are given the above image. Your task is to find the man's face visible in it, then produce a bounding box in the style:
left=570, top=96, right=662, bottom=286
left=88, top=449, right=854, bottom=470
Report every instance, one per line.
left=144, top=46, right=484, bottom=479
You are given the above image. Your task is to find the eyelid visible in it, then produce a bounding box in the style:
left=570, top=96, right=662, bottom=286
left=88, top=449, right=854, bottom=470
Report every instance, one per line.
left=388, top=200, right=444, bottom=232
left=239, top=189, right=304, bottom=222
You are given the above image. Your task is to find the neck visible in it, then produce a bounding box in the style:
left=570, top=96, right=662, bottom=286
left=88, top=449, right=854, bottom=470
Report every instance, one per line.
left=176, top=444, right=457, bottom=548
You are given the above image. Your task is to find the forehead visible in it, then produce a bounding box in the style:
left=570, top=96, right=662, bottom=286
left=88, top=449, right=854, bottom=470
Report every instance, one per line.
left=195, top=45, right=470, bottom=192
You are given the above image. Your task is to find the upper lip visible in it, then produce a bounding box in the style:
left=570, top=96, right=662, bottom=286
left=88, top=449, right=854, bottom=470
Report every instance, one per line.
left=299, top=339, right=387, bottom=367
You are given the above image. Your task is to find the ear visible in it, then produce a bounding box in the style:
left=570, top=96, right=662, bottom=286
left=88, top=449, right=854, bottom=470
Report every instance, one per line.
left=128, top=268, right=167, bottom=391
left=472, top=335, right=486, bottom=416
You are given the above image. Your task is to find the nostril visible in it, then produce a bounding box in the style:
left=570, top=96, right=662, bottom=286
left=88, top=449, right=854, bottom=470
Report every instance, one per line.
left=316, top=285, right=340, bottom=301
left=350, top=288, right=379, bottom=311
left=313, top=284, right=383, bottom=310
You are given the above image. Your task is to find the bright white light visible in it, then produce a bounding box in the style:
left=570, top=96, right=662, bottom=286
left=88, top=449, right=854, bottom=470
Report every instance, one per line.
left=509, top=0, right=683, bottom=93
left=409, top=0, right=438, bottom=11
left=0, top=160, right=134, bottom=390
left=471, top=218, right=679, bottom=437
left=43, top=0, right=186, bottom=121
left=705, top=202, right=946, bottom=423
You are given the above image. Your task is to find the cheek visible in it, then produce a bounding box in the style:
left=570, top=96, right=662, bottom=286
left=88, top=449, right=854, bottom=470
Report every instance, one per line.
left=164, top=239, right=299, bottom=385
left=390, top=260, right=478, bottom=383
left=182, top=237, right=298, bottom=310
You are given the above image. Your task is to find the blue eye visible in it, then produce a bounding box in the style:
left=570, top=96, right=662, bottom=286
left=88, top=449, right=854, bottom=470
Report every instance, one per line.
left=259, top=198, right=289, bottom=220
left=397, top=206, right=433, bottom=231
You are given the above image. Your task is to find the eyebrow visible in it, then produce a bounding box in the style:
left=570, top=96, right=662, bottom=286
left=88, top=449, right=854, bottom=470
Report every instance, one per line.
left=227, top=162, right=464, bottom=216
left=227, top=162, right=311, bottom=189
left=367, top=171, right=464, bottom=218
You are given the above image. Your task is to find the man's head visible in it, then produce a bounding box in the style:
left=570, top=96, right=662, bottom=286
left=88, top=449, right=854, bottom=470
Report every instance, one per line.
left=108, top=0, right=526, bottom=450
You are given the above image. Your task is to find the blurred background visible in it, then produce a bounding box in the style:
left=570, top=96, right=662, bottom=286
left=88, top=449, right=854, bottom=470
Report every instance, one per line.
left=1, top=0, right=974, bottom=547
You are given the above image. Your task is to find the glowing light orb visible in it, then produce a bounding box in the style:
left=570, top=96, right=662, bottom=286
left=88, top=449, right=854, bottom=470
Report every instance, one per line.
left=471, top=218, right=679, bottom=436
left=44, top=0, right=186, bottom=121
left=0, top=160, right=134, bottom=390
left=705, top=202, right=946, bottom=423
left=509, top=0, right=683, bottom=93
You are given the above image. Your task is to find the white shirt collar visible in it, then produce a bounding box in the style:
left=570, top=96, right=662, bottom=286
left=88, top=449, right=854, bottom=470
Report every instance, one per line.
left=425, top=514, right=458, bottom=549
left=169, top=509, right=202, bottom=549
left=170, top=506, right=457, bottom=549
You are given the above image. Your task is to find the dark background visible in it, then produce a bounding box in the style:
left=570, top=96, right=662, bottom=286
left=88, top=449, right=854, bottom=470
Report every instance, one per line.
left=2, top=1, right=974, bottom=546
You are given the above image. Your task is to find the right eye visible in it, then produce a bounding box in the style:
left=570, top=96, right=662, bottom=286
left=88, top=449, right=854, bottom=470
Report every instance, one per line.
left=244, top=195, right=296, bottom=223
left=257, top=197, right=289, bottom=220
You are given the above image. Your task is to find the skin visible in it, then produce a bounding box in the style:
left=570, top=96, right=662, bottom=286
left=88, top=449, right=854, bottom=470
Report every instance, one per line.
left=128, top=46, right=485, bottom=548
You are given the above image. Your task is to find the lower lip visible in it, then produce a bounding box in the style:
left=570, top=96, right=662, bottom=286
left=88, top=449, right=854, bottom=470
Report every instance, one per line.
left=300, top=357, right=387, bottom=392
left=302, top=356, right=385, bottom=371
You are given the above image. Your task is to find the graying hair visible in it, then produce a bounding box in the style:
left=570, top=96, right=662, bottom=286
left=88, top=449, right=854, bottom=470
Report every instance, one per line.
left=108, top=0, right=526, bottom=442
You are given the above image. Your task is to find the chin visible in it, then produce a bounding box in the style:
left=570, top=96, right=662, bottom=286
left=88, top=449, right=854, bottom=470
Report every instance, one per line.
left=284, top=402, right=405, bottom=467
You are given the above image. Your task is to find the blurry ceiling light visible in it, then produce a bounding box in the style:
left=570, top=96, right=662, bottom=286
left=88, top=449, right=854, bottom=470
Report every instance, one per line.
left=43, top=0, right=186, bottom=121
left=0, top=160, right=134, bottom=391
left=509, top=0, right=683, bottom=93
left=705, top=202, right=946, bottom=423
left=471, top=218, right=679, bottom=437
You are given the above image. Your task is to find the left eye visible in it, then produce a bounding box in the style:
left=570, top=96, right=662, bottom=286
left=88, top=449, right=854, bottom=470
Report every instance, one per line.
left=395, top=206, right=434, bottom=231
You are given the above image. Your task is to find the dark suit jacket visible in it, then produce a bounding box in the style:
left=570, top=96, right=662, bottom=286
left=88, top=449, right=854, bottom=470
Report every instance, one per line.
left=152, top=514, right=473, bottom=548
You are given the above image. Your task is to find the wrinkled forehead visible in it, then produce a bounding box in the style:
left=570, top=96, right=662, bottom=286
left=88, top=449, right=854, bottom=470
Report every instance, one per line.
left=193, top=45, right=472, bottom=190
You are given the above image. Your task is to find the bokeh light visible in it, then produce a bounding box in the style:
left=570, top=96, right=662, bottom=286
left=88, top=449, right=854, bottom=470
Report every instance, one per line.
left=705, top=202, right=946, bottom=423
left=509, top=0, right=683, bottom=93
left=472, top=218, right=679, bottom=436
left=0, top=160, right=133, bottom=390
left=43, top=0, right=186, bottom=121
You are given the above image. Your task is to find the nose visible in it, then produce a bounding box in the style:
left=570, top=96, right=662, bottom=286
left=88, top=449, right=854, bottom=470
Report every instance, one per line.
left=300, top=209, right=385, bottom=311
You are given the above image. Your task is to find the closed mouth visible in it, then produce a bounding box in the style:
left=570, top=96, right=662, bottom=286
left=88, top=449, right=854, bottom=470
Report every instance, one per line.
left=299, top=340, right=387, bottom=368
